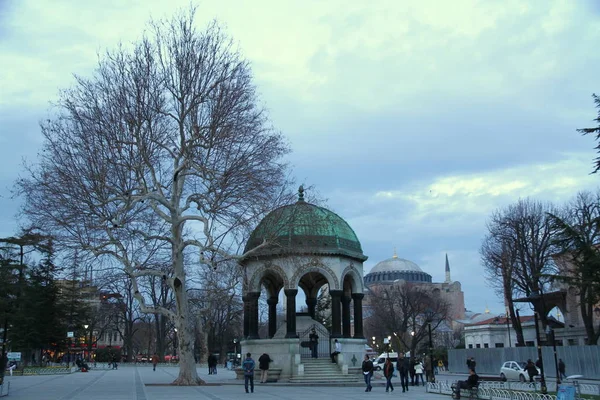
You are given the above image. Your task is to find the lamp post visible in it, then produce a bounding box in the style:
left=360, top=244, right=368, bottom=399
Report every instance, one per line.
left=83, top=324, right=89, bottom=361
left=505, top=309, right=512, bottom=348
left=546, top=326, right=560, bottom=385
left=173, top=328, right=178, bottom=359
left=428, top=323, right=435, bottom=383
left=533, top=310, right=547, bottom=394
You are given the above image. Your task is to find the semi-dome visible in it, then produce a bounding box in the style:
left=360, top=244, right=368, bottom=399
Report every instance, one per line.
left=243, top=186, right=367, bottom=261
left=370, top=257, right=422, bottom=273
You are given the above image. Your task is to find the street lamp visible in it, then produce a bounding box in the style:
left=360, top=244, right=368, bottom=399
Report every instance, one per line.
left=546, top=325, right=560, bottom=385
left=83, top=324, right=89, bottom=361
left=504, top=310, right=512, bottom=348
left=173, top=328, right=178, bottom=358
left=428, top=323, right=435, bottom=383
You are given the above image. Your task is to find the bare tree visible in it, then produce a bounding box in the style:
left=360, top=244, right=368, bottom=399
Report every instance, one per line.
left=481, top=198, right=558, bottom=342
left=366, top=283, right=449, bottom=357
left=549, top=190, right=600, bottom=345
left=16, top=7, right=290, bottom=384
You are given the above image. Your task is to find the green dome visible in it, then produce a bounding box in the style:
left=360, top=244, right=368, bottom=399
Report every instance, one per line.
left=243, top=189, right=366, bottom=261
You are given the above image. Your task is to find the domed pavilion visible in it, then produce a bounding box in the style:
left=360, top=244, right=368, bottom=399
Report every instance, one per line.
left=239, top=186, right=368, bottom=380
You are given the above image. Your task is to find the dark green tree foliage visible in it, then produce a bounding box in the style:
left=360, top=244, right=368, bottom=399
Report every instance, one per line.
left=10, top=256, right=65, bottom=357
left=579, top=94, right=600, bottom=173
left=548, top=190, right=600, bottom=345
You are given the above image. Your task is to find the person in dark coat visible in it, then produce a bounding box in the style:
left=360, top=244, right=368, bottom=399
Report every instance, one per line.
left=558, top=359, right=566, bottom=380
left=242, top=353, right=255, bottom=394
left=258, top=353, right=272, bottom=383
left=455, top=368, right=479, bottom=399
left=383, top=358, right=394, bottom=392
left=409, top=357, right=416, bottom=385
left=396, top=352, right=410, bottom=392
left=309, top=328, right=319, bottom=358
left=362, top=354, right=374, bottom=392
left=208, top=353, right=217, bottom=375
left=526, top=359, right=538, bottom=383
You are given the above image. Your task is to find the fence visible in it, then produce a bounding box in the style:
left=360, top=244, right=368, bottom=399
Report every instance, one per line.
left=298, top=324, right=331, bottom=359
left=449, top=346, right=600, bottom=379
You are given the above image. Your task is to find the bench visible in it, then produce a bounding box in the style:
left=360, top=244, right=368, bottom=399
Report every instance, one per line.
left=451, top=383, right=479, bottom=399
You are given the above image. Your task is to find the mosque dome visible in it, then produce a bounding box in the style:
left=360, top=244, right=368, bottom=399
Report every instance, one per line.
left=370, top=257, right=422, bottom=273
left=364, top=254, right=432, bottom=285
left=243, top=186, right=367, bottom=261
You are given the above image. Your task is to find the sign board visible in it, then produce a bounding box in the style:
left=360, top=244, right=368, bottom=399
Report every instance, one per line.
left=557, top=385, right=576, bottom=400
left=383, top=338, right=390, bottom=344
left=7, top=352, right=21, bottom=361
left=67, top=331, right=74, bottom=338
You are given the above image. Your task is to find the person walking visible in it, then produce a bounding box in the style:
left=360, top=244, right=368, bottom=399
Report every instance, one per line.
left=242, top=353, right=256, bottom=394
left=409, top=357, right=416, bottom=385
left=414, top=360, right=425, bottom=386
left=396, top=352, right=410, bottom=392
left=258, top=353, right=272, bottom=384
left=362, top=354, right=374, bottom=392
left=330, top=339, right=342, bottom=363
left=526, top=359, right=538, bottom=383
left=151, top=353, right=159, bottom=371
left=384, top=358, right=395, bottom=392
left=558, top=359, right=566, bottom=380
left=309, top=328, right=319, bottom=358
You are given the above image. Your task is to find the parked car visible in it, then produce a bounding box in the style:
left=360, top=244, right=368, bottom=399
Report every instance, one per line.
left=500, top=361, right=541, bottom=382
left=372, top=352, right=399, bottom=371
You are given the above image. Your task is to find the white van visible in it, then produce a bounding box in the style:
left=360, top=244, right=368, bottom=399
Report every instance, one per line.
left=372, top=352, right=399, bottom=371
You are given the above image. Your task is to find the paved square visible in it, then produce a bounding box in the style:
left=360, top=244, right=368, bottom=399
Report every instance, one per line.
left=2, top=366, right=451, bottom=400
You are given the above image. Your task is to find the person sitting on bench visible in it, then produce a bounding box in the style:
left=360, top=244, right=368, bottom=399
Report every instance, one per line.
left=455, top=368, right=479, bottom=399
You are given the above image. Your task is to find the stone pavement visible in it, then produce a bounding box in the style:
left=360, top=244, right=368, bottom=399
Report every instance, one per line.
left=2, top=365, right=452, bottom=400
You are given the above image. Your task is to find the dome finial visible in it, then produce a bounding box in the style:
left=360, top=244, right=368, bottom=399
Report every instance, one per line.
left=298, top=185, right=305, bottom=202
left=393, top=247, right=398, bottom=258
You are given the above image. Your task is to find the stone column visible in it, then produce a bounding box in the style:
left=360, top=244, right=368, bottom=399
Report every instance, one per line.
left=352, top=293, right=365, bottom=339
left=306, top=297, right=318, bottom=320
left=247, top=292, right=261, bottom=339
left=341, top=295, right=352, bottom=338
left=285, top=289, right=298, bottom=338
left=330, top=290, right=343, bottom=338
left=242, top=294, right=250, bottom=338
left=267, top=296, right=278, bottom=338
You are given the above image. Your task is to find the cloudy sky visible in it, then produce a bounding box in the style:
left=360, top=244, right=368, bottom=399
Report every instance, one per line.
left=1, top=0, right=600, bottom=316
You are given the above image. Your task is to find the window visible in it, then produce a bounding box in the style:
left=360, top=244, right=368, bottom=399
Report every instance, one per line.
left=476, top=344, right=481, bottom=348
left=114, top=332, right=118, bottom=341
left=568, top=339, right=577, bottom=346
left=483, top=343, right=489, bottom=348
left=495, top=343, right=504, bottom=348
left=525, top=341, right=535, bottom=347
left=468, top=344, right=473, bottom=349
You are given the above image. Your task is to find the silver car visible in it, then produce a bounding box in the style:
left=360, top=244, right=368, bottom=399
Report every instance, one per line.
left=499, top=361, right=540, bottom=382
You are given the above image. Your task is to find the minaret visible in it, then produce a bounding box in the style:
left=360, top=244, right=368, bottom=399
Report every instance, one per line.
left=445, top=253, right=451, bottom=283
left=393, top=247, right=398, bottom=258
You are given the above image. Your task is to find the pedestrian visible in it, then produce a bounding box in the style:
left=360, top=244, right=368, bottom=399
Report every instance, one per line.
left=384, top=357, right=394, bottom=392
left=208, top=353, right=217, bottom=375
left=438, top=359, right=445, bottom=372
left=455, top=368, right=479, bottom=399
left=258, top=353, right=272, bottom=384
left=151, top=353, right=159, bottom=371
left=469, top=357, right=476, bottom=372
left=330, top=339, right=342, bottom=363
left=558, top=359, right=566, bottom=380
left=409, top=357, right=416, bottom=385
left=526, top=359, right=538, bottom=383
left=112, top=355, right=118, bottom=370
left=362, top=354, right=374, bottom=392
left=415, top=360, right=425, bottom=386
left=309, top=328, right=319, bottom=358
left=242, top=352, right=255, bottom=394
left=396, top=352, right=410, bottom=392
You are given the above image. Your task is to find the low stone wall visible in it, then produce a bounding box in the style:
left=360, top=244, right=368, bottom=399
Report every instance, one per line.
left=234, top=368, right=282, bottom=382
left=22, top=366, right=75, bottom=375
left=241, top=338, right=301, bottom=379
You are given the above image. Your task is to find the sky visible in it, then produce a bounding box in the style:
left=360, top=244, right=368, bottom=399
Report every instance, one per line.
left=1, top=0, right=600, bottom=316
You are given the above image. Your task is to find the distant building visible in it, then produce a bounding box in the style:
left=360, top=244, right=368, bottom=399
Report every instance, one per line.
left=364, top=252, right=466, bottom=324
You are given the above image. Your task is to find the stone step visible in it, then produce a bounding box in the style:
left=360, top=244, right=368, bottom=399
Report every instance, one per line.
left=289, top=377, right=360, bottom=384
